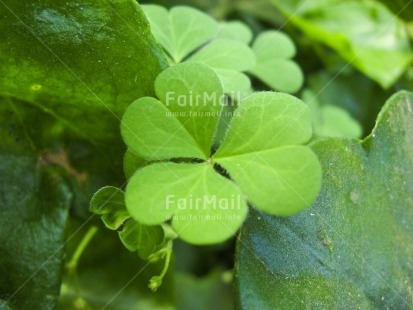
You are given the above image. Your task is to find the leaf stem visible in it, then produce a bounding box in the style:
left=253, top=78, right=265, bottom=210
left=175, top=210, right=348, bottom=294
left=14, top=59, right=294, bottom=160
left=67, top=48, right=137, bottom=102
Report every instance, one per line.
left=148, top=240, right=173, bottom=292
left=66, top=226, right=98, bottom=271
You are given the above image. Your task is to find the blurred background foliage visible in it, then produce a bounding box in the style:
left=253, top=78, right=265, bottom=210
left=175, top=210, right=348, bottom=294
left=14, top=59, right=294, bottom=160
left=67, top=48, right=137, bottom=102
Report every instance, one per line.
left=0, top=0, right=412, bottom=309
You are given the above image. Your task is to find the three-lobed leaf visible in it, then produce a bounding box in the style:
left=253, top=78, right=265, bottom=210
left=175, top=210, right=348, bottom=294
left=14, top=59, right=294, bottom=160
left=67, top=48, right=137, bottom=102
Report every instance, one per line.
left=122, top=63, right=321, bottom=244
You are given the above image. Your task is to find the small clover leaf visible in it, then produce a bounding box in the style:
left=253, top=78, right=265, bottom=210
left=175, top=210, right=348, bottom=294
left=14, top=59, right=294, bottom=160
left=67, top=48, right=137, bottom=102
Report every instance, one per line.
left=90, top=187, right=174, bottom=290
left=90, top=186, right=130, bottom=230
left=249, top=31, right=304, bottom=93
left=122, top=63, right=321, bottom=244
left=118, top=219, right=165, bottom=259
left=90, top=186, right=167, bottom=260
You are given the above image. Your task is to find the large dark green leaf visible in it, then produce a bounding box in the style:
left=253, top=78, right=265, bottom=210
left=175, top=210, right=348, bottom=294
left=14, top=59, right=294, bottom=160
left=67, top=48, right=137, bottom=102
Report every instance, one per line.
left=0, top=0, right=167, bottom=142
left=0, top=97, right=72, bottom=309
left=235, top=91, right=413, bottom=308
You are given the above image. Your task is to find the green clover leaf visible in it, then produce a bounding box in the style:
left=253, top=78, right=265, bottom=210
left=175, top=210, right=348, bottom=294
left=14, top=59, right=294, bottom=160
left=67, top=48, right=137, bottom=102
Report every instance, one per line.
left=187, top=39, right=255, bottom=71
left=216, top=21, right=253, bottom=44
left=249, top=31, right=304, bottom=93
left=121, top=62, right=223, bottom=160
left=125, top=162, right=248, bottom=244
left=142, top=5, right=218, bottom=63
left=122, top=62, right=321, bottom=244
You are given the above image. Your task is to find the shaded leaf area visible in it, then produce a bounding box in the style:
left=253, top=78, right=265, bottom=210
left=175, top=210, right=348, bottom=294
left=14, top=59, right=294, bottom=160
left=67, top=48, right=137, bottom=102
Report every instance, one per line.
left=0, top=101, right=72, bottom=309
left=307, top=70, right=394, bottom=136
left=303, top=89, right=363, bottom=139
left=0, top=0, right=167, bottom=142
left=272, top=0, right=413, bottom=88
left=176, top=270, right=234, bottom=310
left=377, top=0, right=413, bottom=22
left=235, top=91, right=413, bottom=308
left=57, top=225, right=175, bottom=310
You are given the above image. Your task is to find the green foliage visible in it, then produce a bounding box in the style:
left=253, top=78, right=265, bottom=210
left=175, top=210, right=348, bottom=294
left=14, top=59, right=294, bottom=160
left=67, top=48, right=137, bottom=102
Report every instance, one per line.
left=120, top=62, right=321, bottom=244
left=58, top=227, right=175, bottom=309
left=121, top=62, right=222, bottom=160
left=272, top=0, right=413, bottom=88
left=90, top=187, right=129, bottom=230
left=1, top=0, right=413, bottom=308
left=236, top=91, right=413, bottom=308
left=377, top=0, right=413, bottom=21
left=142, top=4, right=303, bottom=93
left=126, top=162, right=248, bottom=244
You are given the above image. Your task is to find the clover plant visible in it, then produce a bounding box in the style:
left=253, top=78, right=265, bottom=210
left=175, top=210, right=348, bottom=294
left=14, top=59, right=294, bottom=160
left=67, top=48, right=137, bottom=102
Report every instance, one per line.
left=91, top=60, right=321, bottom=288
left=142, top=5, right=303, bottom=94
